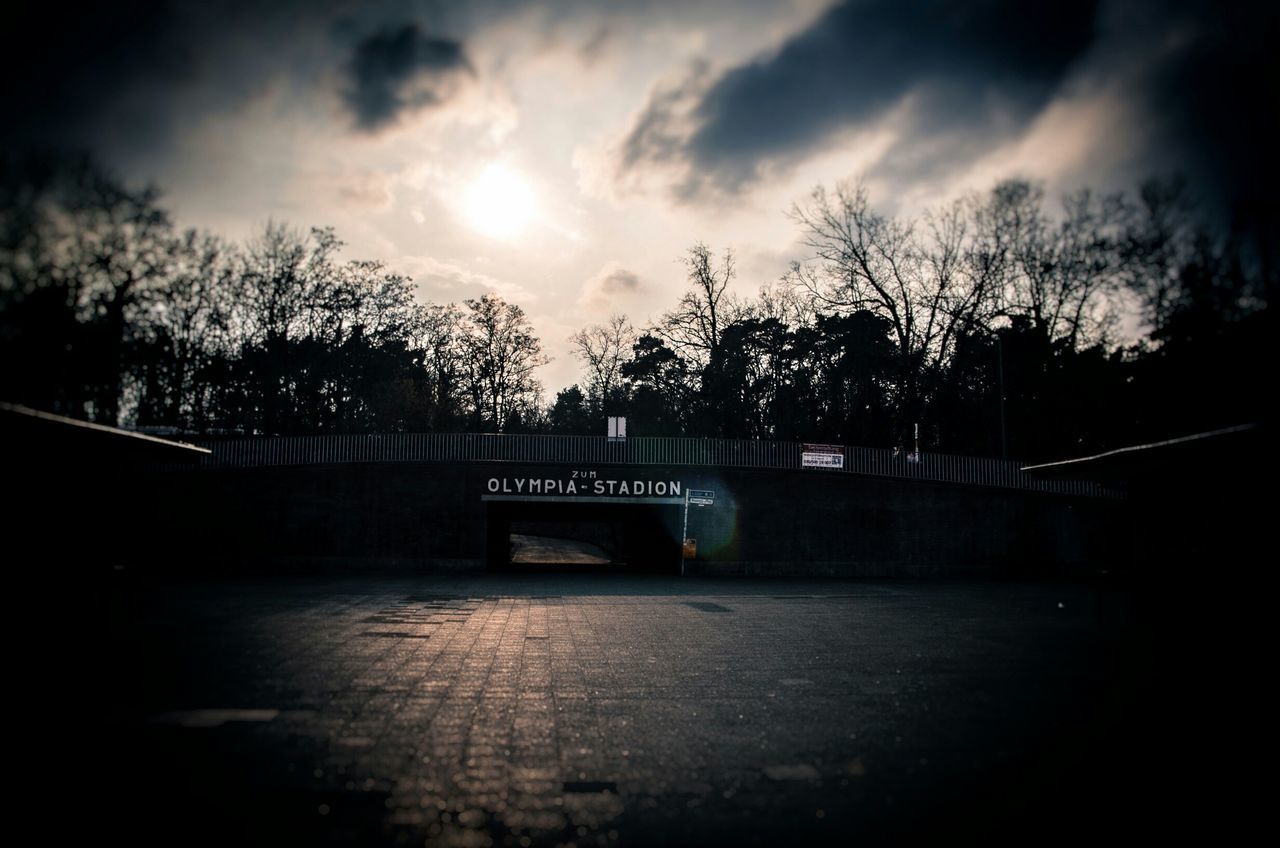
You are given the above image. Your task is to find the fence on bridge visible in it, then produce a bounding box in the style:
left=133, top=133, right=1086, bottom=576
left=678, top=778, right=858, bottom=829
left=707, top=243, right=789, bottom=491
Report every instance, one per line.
left=183, top=433, right=1120, bottom=498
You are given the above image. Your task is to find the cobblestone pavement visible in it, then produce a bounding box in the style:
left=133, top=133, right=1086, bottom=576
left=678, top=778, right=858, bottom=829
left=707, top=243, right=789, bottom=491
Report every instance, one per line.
left=102, top=575, right=1153, bottom=846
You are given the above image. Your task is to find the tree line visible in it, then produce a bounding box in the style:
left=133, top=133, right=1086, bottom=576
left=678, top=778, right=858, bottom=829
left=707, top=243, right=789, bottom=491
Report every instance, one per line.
left=1, top=154, right=549, bottom=435
left=1, top=153, right=1271, bottom=461
left=559, top=181, right=1271, bottom=460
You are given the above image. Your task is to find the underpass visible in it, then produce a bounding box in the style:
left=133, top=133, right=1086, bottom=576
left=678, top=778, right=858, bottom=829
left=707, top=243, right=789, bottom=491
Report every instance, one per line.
left=130, top=433, right=1125, bottom=577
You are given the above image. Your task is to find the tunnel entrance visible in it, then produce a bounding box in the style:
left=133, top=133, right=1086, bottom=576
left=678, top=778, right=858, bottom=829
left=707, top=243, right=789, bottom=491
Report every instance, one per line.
left=485, top=500, right=681, bottom=573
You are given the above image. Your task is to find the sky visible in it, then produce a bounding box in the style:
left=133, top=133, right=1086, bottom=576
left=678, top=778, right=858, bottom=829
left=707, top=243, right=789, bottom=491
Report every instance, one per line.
left=3, top=0, right=1276, bottom=393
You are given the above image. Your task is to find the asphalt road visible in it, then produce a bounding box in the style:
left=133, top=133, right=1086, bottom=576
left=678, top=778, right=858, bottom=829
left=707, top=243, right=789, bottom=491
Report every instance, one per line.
left=91, top=574, right=1217, bottom=846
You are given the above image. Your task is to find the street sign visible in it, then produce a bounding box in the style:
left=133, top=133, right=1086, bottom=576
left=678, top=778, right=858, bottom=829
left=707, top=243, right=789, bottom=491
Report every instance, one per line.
left=680, top=491, right=713, bottom=575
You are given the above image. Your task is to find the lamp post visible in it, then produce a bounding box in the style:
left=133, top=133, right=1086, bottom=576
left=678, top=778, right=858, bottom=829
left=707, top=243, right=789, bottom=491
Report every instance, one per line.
left=995, top=332, right=1007, bottom=460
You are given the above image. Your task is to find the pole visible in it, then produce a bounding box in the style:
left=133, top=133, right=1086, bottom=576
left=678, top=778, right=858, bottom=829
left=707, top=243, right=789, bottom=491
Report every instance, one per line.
left=996, top=333, right=1007, bottom=460
left=680, top=488, right=689, bottom=577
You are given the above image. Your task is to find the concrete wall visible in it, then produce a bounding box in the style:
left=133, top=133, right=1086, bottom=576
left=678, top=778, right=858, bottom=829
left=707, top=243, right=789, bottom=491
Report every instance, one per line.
left=128, top=461, right=1127, bottom=577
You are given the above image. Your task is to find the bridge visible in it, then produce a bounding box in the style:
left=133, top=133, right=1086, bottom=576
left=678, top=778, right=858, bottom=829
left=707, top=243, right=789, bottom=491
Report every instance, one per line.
left=126, top=432, right=1127, bottom=577
left=184, top=432, right=1115, bottom=497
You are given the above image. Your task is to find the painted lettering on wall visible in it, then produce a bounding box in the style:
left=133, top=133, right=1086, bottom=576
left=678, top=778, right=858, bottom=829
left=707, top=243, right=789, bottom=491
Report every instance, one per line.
left=485, top=476, right=682, bottom=498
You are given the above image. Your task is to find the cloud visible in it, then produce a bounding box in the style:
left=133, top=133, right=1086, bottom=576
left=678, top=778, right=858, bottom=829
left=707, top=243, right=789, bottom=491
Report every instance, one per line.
left=600, top=61, right=716, bottom=199
left=605, top=0, right=1099, bottom=201
left=344, top=23, right=474, bottom=131
left=5, top=0, right=1273, bottom=247
left=398, top=255, right=535, bottom=304
left=943, top=0, right=1280, bottom=221
left=579, top=262, right=644, bottom=313
left=1, top=1, right=817, bottom=163
left=598, top=0, right=1280, bottom=226
left=0, top=3, right=485, bottom=155
left=1082, top=0, right=1280, bottom=218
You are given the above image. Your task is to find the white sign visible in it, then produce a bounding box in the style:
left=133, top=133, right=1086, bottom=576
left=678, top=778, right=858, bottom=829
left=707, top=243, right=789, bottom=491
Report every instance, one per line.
left=802, top=443, right=845, bottom=469
left=607, top=416, right=627, bottom=440
left=486, top=476, right=680, bottom=496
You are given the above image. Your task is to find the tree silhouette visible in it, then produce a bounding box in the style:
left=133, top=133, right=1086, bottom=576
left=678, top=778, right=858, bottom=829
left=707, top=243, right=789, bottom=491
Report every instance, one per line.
left=547, top=385, right=592, bottom=434
left=656, top=243, right=743, bottom=366
left=569, top=313, right=635, bottom=427
left=2, top=152, right=1266, bottom=455
left=459, top=293, right=548, bottom=432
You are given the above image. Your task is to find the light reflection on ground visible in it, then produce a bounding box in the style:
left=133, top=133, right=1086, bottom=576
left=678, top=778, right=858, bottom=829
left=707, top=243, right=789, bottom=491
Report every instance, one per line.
left=105, top=575, right=1150, bottom=846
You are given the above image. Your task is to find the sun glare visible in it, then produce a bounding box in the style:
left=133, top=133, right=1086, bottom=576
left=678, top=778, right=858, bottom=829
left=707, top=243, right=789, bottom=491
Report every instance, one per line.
left=464, top=164, right=535, bottom=240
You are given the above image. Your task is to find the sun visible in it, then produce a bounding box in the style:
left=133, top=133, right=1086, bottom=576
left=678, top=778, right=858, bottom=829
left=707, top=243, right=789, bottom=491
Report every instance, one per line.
left=463, top=164, right=536, bottom=240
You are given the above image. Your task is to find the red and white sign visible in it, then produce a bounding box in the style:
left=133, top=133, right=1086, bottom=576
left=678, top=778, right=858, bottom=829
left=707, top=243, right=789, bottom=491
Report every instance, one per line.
left=802, top=443, right=844, bottom=469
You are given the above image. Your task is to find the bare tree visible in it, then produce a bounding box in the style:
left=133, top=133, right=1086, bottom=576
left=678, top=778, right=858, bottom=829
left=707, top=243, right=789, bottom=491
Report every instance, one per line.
left=987, top=180, right=1128, bottom=348
left=323, top=258, right=423, bottom=345
left=656, top=242, right=744, bottom=364
left=236, top=221, right=343, bottom=344
left=129, top=229, right=236, bottom=429
left=754, top=279, right=816, bottom=327
left=66, top=176, right=173, bottom=424
left=569, top=313, right=636, bottom=418
left=417, top=302, right=465, bottom=429
left=459, top=293, right=549, bottom=431
left=789, top=181, right=1001, bottom=368
left=787, top=180, right=973, bottom=427
left=788, top=178, right=1133, bottom=441
left=1120, top=177, right=1196, bottom=336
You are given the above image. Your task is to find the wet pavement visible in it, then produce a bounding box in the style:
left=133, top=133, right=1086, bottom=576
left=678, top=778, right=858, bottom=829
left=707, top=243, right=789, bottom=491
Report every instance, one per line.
left=98, top=575, right=1172, bottom=846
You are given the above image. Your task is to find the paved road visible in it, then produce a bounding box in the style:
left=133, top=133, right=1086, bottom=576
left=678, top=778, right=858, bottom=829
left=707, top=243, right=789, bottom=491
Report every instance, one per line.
left=510, top=535, right=614, bottom=565
left=100, top=575, right=1167, bottom=846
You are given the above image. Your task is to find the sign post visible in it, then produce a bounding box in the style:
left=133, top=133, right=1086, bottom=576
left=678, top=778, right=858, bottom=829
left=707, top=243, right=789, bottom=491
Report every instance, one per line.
left=681, top=488, right=687, bottom=576
left=680, top=489, right=714, bottom=576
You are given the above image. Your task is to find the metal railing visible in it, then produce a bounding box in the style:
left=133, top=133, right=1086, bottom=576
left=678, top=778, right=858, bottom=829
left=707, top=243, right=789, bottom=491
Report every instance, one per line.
left=181, top=433, right=1121, bottom=498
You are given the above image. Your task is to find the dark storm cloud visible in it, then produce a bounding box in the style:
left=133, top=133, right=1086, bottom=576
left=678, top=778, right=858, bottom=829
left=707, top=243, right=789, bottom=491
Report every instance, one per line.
left=4, top=0, right=1275, bottom=226
left=344, top=23, right=473, bottom=131
left=0, top=0, right=812, bottom=156
left=619, top=0, right=1099, bottom=199
left=1097, top=0, right=1280, bottom=221
left=616, top=61, right=713, bottom=172
left=599, top=267, right=641, bottom=292
left=0, top=0, right=718, bottom=154
left=0, top=1, right=477, bottom=154
left=612, top=0, right=1280, bottom=225
left=693, top=1, right=1096, bottom=166
left=0, top=1, right=184, bottom=149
